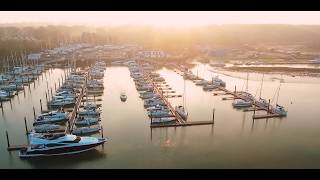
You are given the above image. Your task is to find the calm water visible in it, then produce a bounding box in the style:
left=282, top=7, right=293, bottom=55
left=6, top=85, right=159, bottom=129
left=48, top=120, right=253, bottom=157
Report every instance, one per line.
left=1, top=64, right=320, bottom=168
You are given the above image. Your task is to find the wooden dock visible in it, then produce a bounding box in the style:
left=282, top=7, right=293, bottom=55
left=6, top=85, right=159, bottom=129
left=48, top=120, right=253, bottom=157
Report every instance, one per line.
left=243, top=107, right=266, bottom=112
left=150, top=120, right=214, bottom=128
left=164, top=95, right=182, bottom=98
left=65, top=81, right=86, bottom=134
left=145, top=73, right=216, bottom=128
left=217, top=87, right=286, bottom=119
left=7, top=145, right=28, bottom=151
left=252, top=113, right=283, bottom=119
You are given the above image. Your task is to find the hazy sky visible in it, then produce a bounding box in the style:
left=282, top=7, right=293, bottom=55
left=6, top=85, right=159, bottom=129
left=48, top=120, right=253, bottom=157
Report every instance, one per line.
left=1, top=11, right=320, bottom=26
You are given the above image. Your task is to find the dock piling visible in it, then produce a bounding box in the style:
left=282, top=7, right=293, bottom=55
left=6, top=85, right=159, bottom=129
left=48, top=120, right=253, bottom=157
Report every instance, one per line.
left=212, top=108, right=215, bottom=123
left=24, top=117, right=28, bottom=135
left=40, top=99, right=43, bottom=112
left=267, top=99, right=270, bottom=114
left=33, top=106, right=36, bottom=120
left=5, top=131, right=10, bottom=148
left=45, top=92, right=48, bottom=102
left=101, top=125, right=104, bottom=138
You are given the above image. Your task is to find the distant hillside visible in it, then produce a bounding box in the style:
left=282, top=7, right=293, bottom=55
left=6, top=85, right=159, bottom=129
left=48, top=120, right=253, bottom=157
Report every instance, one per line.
left=1, top=24, right=320, bottom=60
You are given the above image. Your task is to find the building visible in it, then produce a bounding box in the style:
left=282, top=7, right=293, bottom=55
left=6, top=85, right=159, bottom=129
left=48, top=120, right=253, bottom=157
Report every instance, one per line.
left=138, top=51, right=167, bottom=58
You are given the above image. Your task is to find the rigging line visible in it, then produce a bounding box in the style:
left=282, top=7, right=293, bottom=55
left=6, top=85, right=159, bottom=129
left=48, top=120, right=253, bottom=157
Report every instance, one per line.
left=271, top=81, right=281, bottom=104
left=259, top=74, right=264, bottom=99
left=276, top=81, right=282, bottom=105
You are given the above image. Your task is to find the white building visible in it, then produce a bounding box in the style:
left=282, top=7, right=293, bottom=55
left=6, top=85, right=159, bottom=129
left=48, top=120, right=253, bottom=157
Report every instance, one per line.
left=138, top=51, right=167, bottom=58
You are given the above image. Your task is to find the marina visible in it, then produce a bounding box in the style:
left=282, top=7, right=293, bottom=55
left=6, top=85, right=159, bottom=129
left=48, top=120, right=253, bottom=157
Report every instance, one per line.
left=2, top=10, right=320, bottom=169
left=1, top=57, right=320, bottom=168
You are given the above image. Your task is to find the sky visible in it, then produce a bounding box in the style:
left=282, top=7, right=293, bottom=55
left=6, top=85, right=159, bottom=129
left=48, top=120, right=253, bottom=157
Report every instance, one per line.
left=1, top=11, right=320, bottom=27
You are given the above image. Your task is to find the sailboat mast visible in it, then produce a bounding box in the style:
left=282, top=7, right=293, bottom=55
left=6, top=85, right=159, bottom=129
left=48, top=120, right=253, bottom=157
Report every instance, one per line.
left=183, top=77, right=186, bottom=109
left=246, top=72, right=249, bottom=92
left=276, top=82, right=282, bottom=105
left=259, top=74, right=264, bottom=99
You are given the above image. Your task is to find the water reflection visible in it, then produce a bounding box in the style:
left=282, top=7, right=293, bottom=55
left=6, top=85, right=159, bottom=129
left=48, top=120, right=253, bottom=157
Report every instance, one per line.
left=24, top=150, right=107, bottom=169
left=1, top=64, right=320, bottom=168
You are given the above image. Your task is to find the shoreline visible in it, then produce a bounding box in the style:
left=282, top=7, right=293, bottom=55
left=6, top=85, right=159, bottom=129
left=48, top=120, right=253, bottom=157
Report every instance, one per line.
left=215, top=66, right=320, bottom=78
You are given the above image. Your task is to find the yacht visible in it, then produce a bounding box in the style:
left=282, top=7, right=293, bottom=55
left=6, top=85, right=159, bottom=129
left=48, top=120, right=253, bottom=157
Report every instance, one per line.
left=1, top=83, right=24, bottom=91
left=195, top=80, right=209, bottom=86
left=34, top=124, right=62, bottom=133
left=33, top=111, right=69, bottom=125
left=175, top=106, right=188, bottom=120
left=257, top=98, right=269, bottom=108
left=83, top=103, right=98, bottom=110
left=212, top=76, right=226, bottom=87
left=140, top=92, right=158, bottom=99
left=148, top=110, right=173, bottom=118
left=72, top=126, right=101, bottom=136
left=232, top=99, right=252, bottom=108
left=78, top=108, right=101, bottom=117
left=272, top=104, right=287, bottom=116
left=151, top=117, right=176, bottom=124
left=120, top=93, right=127, bottom=102
left=75, top=117, right=100, bottom=126
left=19, top=133, right=106, bottom=158
left=203, top=84, right=219, bottom=91
left=0, top=90, right=12, bottom=99
left=48, top=96, right=76, bottom=107
left=55, top=91, right=77, bottom=98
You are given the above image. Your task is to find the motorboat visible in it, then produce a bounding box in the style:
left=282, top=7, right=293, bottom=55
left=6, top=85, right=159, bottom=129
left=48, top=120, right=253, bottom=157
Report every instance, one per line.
left=19, top=133, right=106, bottom=158
left=33, top=111, right=69, bottom=125
left=34, top=124, right=62, bottom=133
left=87, top=88, right=104, bottom=94
left=146, top=105, right=168, bottom=111
left=55, top=91, right=77, bottom=98
left=232, top=99, right=252, bottom=108
left=75, top=117, right=100, bottom=126
left=1, top=83, right=24, bottom=91
left=195, top=80, right=209, bottom=86
left=144, top=98, right=165, bottom=108
left=47, top=98, right=75, bottom=108
left=136, top=85, right=153, bottom=91
left=175, top=105, right=188, bottom=120
left=148, top=110, right=173, bottom=118
left=139, top=92, right=159, bottom=99
left=83, top=103, right=98, bottom=110
left=151, top=117, right=176, bottom=124
left=72, top=126, right=101, bottom=136
left=183, top=72, right=200, bottom=80
left=203, top=84, right=219, bottom=91
left=147, top=105, right=169, bottom=112
left=87, top=83, right=104, bottom=90
left=78, top=108, right=101, bottom=116
left=0, top=74, right=9, bottom=83
left=120, top=93, right=127, bottom=102
left=152, top=77, right=165, bottom=82
left=0, top=90, right=12, bottom=99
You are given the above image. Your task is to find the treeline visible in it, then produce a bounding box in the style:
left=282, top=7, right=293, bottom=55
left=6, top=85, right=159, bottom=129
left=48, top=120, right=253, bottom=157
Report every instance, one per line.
left=1, top=24, right=320, bottom=60
left=0, top=25, right=114, bottom=59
